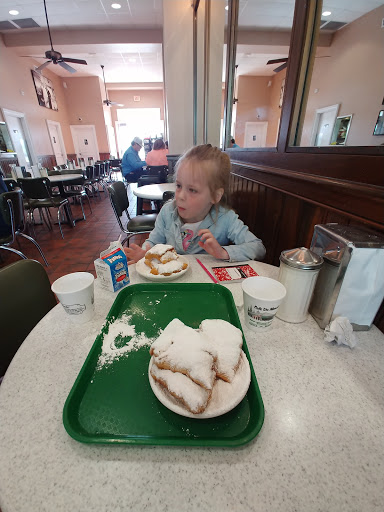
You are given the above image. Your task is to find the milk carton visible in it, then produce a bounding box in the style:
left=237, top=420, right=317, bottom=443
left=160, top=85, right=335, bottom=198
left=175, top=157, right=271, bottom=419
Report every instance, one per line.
left=94, top=241, right=130, bottom=292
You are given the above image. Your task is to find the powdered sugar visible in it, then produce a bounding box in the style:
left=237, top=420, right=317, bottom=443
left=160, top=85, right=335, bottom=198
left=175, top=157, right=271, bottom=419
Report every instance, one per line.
left=97, top=313, right=157, bottom=369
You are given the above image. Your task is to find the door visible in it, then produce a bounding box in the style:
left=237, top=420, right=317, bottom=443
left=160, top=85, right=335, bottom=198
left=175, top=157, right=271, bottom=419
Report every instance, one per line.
left=310, top=104, right=339, bottom=146
left=1, top=108, right=37, bottom=168
left=70, top=125, right=100, bottom=163
left=244, top=122, right=268, bottom=148
left=47, top=120, right=67, bottom=165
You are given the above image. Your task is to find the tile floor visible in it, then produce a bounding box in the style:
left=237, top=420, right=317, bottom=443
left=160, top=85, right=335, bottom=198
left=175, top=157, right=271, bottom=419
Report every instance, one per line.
left=0, top=179, right=149, bottom=285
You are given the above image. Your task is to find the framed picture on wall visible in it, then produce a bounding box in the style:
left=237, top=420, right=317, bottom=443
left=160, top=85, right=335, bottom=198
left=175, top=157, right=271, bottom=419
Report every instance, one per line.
left=31, top=70, right=58, bottom=111
left=330, top=114, right=352, bottom=145
left=373, top=110, right=384, bottom=136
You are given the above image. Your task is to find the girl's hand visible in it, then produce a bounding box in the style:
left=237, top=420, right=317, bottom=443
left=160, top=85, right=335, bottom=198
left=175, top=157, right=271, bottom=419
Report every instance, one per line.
left=123, top=244, right=146, bottom=265
left=198, top=229, right=229, bottom=260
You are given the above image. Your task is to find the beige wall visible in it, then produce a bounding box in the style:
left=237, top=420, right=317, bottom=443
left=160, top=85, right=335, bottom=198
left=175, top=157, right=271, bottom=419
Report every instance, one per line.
left=300, top=5, right=384, bottom=146
left=62, top=76, right=109, bottom=152
left=0, top=37, right=73, bottom=155
left=234, top=72, right=286, bottom=148
left=0, top=38, right=110, bottom=159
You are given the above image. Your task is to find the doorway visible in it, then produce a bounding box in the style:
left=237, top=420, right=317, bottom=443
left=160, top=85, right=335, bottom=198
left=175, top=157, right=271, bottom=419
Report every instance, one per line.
left=1, top=108, right=37, bottom=168
left=70, top=125, right=100, bottom=163
left=46, top=120, right=67, bottom=165
left=310, top=104, right=339, bottom=146
left=116, top=108, right=164, bottom=159
left=244, top=122, right=268, bottom=148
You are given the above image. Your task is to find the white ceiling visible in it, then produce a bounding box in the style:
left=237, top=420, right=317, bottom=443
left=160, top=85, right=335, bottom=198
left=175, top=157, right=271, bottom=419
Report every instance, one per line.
left=0, top=0, right=382, bottom=85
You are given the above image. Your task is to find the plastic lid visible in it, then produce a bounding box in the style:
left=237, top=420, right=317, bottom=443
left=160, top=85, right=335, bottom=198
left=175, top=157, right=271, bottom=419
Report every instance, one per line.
left=280, top=247, right=323, bottom=270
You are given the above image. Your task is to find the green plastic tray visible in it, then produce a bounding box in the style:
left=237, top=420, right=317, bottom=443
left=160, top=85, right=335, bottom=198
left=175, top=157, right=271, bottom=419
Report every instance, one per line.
left=63, top=283, right=264, bottom=447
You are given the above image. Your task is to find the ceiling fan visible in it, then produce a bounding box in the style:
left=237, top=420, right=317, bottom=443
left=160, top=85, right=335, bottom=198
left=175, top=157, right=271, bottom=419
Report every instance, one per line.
left=34, top=0, right=87, bottom=73
left=266, top=58, right=288, bottom=73
left=267, top=55, right=330, bottom=73
left=101, top=65, right=124, bottom=107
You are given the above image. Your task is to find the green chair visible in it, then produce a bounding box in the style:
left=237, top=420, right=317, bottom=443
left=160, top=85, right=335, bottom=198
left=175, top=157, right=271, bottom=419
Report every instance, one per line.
left=0, top=189, right=49, bottom=266
left=0, top=259, right=57, bottom=381
left=108, top=181, right=157, bottom=246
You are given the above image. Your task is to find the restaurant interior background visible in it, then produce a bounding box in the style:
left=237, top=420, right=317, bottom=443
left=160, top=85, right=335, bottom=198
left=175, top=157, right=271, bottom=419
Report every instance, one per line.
left=0, top=0, right=383, bottom=329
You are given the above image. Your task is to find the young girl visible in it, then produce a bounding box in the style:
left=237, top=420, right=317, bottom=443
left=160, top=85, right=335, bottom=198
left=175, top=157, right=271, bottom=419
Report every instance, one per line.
left=124, top=144, right=266, bottom=263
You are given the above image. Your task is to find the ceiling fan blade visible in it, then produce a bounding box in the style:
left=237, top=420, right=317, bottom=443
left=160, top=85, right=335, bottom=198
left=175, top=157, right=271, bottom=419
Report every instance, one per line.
left=267, top=58, right=288, bottom=65
left=273, top=62, right=288, bottom=73
left=62, top=57, right=87, bottom=65
left=35, top=61, right=51, bottom=72
left=58, top=61, right=77, bottom=73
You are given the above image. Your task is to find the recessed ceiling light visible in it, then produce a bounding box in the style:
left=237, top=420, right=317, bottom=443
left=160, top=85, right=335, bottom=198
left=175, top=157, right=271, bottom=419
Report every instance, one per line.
left=322, top=11, right=332, bottom=16
left=9, top=10, right=19, bottom=16
left=111, top=3, right=121, bottom=8
left=225, top=6, right=229, bottom=10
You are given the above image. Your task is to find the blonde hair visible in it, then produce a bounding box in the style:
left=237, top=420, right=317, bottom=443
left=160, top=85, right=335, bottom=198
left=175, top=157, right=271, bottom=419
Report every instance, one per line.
left=175, top=144, right=231, bottom=212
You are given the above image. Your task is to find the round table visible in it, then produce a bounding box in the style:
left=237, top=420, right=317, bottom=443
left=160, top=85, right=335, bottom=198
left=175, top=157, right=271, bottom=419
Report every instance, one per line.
left=0, top=255, right=383, bottom=512
left=133, top=182, right=176, bottom=215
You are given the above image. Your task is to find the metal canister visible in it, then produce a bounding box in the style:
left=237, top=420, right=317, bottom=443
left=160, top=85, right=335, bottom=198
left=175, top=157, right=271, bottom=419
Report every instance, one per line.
left=276, top=247, right=323, bottom=323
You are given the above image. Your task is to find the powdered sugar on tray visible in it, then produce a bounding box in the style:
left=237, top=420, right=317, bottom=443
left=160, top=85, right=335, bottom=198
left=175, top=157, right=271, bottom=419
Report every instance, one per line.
left=97, top=313, right=158, bottom=369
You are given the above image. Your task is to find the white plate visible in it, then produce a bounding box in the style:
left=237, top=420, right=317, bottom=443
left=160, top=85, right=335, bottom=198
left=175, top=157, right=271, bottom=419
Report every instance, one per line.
left=148, top=351, right=251, bottom=419
left=136, top=255, right=189, bottom=282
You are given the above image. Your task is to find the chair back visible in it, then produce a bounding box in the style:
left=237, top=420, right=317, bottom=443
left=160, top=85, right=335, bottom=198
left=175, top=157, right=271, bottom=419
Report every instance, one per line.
left=163, top=191, right=175, bottom=202
left=109, top=159, right=121, bottom=168
left=0, top=189, right=25, bottom=234
left=86, top=165, right=94, bottom=180
left=0, top=259, right=57, bottom=379
left=146, top=165, right=168, bottom=182
left=5, top=179, right=18, bottom=191
left=93, top=163, right=101, bottom=179
left=108, top=181, right=129, bottom=220
left=138, top=175, right=163, bottom=187
left=17, top=177, right=52, bottom=200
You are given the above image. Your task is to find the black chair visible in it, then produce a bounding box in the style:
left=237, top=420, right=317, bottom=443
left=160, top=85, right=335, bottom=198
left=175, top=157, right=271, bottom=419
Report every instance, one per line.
left=145, top=165, right=168, bottom=182
left=162, top=190, right=175, bottom=202
left=109, top=159, right=122, bottom=181
left=4, top=179, right=18, bottom=191
left=0, top=259, right=57, bottom=381
left=108, top=181, right=157, bottom=246
left=17, top=178, right=71, bottom=239
left=59, top=174, right=92, bottom=221
left=0, top=189, right=49, bottom=266
left=84, top=165, right=100, bottom=200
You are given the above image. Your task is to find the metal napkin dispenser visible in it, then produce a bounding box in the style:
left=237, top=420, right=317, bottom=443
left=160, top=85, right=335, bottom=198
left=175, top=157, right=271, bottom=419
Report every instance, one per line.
left=309, top=224, right=384, bottom=330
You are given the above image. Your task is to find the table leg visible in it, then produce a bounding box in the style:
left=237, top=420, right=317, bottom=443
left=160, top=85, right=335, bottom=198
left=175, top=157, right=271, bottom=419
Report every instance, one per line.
left=136, top=197, right=143, bottom=215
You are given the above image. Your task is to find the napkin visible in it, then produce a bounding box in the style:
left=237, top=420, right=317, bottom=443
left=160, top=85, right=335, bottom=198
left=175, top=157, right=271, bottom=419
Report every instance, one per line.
left=324, top=316, right=357, bottom=348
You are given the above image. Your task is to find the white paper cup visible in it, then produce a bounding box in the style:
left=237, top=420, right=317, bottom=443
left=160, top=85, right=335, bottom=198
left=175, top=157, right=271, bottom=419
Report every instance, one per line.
left=51, top=272, right=95, bottom=324
left=242, top=276, right=286, bottom=332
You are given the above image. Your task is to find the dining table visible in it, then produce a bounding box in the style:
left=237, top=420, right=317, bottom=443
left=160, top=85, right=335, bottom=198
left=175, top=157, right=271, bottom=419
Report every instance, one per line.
left=0, top=254, right=383, bottom=512
left=133, top=182, right=176, bottom=215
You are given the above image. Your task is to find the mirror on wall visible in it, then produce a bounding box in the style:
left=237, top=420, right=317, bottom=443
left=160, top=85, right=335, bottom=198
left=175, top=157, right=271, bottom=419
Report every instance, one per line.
left=294, top=1, right=384, bottom=147
left=225, top=0, right=295, bottom=149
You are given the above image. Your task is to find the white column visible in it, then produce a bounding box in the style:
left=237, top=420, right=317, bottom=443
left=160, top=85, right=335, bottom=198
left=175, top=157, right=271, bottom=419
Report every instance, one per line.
left=162, top=0, right=225, bottom=154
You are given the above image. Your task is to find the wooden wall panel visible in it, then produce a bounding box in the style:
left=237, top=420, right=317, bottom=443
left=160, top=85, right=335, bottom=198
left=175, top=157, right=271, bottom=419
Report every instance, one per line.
left=229, top=168, right=384, bottom=331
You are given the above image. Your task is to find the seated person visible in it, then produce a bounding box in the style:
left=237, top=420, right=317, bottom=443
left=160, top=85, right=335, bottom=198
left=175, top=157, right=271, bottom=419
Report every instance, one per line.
left=121, top=137, right=146, bottom=181
left=230, top=138, right=239, bottom=148
left=146, top=139, right=169, bottom=167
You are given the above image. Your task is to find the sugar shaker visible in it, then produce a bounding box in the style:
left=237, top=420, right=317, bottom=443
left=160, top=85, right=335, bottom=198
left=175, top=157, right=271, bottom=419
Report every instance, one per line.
left=276, top=247, right=323, bottom=323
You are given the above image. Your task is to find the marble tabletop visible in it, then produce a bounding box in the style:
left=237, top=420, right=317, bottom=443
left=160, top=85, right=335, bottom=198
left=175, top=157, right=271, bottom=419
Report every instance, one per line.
left=0, top=255, right=383, bottom=512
